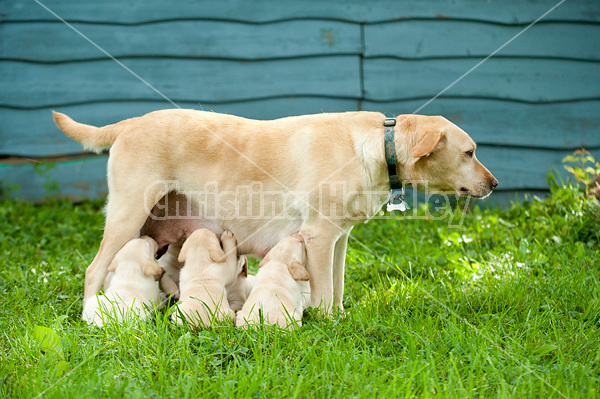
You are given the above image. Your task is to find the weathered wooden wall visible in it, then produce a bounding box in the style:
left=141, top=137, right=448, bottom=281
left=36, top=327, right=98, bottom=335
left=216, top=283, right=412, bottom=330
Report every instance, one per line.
left=1, top=0, right=599, bottom=204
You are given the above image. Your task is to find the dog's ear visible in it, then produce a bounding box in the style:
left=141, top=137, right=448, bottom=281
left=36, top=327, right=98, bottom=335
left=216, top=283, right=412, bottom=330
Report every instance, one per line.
left=238, top=256, right=248, bottom=277
left=411, top=130, right=445, bottom=159
left=288, top=260, right=310, bottom=281
left=107, top=258, right=119, bottom=273
left=142, top=259, right=163, bottom=277
left=208, top=242, right=226, bottom=263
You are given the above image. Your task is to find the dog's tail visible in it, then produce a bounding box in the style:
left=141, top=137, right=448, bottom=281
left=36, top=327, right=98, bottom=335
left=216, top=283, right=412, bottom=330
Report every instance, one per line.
left=52, top=111, right=124, bottom=153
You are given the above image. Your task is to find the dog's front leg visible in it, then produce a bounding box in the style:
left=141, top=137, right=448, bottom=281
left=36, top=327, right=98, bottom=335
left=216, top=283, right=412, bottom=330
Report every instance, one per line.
left=332, top=229, right=352, bottom=310
left=300, top=224, right=341, bottom=314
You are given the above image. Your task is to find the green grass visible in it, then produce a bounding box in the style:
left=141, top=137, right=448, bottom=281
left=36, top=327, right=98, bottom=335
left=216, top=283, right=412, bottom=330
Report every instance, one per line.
left=1, top=183, right=599, bottom=398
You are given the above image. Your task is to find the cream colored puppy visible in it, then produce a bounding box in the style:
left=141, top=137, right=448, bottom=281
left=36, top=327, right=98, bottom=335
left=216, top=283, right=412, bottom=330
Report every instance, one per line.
left=158, top=242, right=184, bottom=300
left=226, top=256, right=256, bottom=311
left=159, top=241, right=250, bottom=307
left=82, top=236, right=164, bottom=327
left=237, top=234, right=310, bottom=329
left=172, top=229, right=241, bottom=327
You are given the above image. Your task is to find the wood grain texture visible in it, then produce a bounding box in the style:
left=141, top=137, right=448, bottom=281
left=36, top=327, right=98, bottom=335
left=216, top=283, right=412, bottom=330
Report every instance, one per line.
left=363, top=58, right=600, bottom=102
left=362, top=99, right=600, bottom=149
left=2, top=146, right=599, bottom=201
left=0, top=20, right=361, bottom=62
left=475, top=146, right=600, bottom=190
left=0, top=98, right=359, bottom=156
left=3, top=99, right=599, bottom=157
left=1, top=0, right=598, bottom=24
left=0, top=56, right=361, bottom=108
left=0, top=157, right=109, bottom=202
left=365, top=21, right=600, bottom=60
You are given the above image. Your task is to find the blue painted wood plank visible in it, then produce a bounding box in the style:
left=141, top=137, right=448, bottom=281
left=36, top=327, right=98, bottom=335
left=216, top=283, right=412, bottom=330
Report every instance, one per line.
left=0, top=20, right=361, bottom=62
left=3, top=99, right=599, bottom=157
left=363, top=58, right=600, bottom=103
left=2, top=147, right=599, bottom=202
left=0, top=98, right=359, bottom=156
left=362, top=99, right=600, bottom=150
left=476, top=146, right=600, bottom=190
left=0, top=157, right=109, bottom=202
left=365, top=21, right=600, bottom=61
left=1, top=0, right=598, bottom=24
left=0, top=56, right=361, bottom=108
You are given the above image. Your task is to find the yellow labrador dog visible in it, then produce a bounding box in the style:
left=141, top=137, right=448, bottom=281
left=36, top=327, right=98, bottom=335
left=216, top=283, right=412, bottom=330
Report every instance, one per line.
left=53, top=110, right=498, bottom=313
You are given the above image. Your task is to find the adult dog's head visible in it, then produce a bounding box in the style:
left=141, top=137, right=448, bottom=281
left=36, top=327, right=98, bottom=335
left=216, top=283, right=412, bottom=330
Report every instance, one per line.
left=396, top=115, right=498, bottom=198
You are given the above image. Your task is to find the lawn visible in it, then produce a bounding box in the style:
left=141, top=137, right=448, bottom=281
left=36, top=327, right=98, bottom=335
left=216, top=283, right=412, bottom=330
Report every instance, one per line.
left=1, top=177, right=599, bottom=398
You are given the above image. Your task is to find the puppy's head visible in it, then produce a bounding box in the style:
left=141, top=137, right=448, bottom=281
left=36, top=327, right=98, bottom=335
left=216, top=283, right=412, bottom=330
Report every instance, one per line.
left=258, top=234, right=308, bottom=281
left=108, top=236, right=163, bottom=278
left=177, top=228, right=226, bottom=264
left=258, top=233, right=306, bottom=269
left=397, top=115, right=498, bottom=199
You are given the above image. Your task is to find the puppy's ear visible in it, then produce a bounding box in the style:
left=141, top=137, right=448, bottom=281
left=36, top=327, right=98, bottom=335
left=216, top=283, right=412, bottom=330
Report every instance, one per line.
left=411, top=131, right=445, bottom=159
left=238, top=256, right=248, bottom=277
left=209, top=242, right=226, bottom=263
left=107, top=258, right=118, bottom=273
left=177, top=243, right=189, bottom=263
left=141, top=235, right=158, bottom=257
left=142, top=259, right=163, bottom=277
left=258, top=252, right=271, bottom=268
left=288, top=261, right=310, bottom=281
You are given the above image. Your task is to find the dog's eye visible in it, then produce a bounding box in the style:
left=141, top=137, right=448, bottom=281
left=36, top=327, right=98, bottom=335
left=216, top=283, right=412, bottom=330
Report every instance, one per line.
left=465, top=150, right=474, bottom=158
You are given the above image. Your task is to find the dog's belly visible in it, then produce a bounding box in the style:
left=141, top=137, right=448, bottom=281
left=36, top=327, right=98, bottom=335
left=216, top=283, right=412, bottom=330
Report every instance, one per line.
left=140, top=191, right=303, bottom=257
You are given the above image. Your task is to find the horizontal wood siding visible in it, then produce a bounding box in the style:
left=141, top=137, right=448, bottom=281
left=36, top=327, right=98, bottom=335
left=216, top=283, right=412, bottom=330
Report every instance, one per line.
left=361, top=100, right=600, bottom=150
left=0, top=98, right=359, bottom=156
left=1, top=0, right=597, bottom=23
left=1, top=56, right=361, bottom=108
left=1, top=20, right=361, bottom=62
left=4, top=148, right=600, bottom=203
left=1, top=0, right=599, bottom=203
left=363, top=58, right=600, bottom=103
left=0, top=157, right=109, bottom=202
left=364, top=21, right=600, bottom=60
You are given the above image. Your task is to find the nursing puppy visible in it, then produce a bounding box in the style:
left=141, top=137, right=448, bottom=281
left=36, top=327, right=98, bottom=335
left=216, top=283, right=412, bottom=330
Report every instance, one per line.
left=158, top=242, right=184, bottom=300
left=82, top=236, right=164, bottom=327
left=159, top=241, right=250, bottom=307
left=172, top=229, right=241, bottom=327
left=237, top=234, right=310, bottom=329
left=226, top=256, right=256, bottom=312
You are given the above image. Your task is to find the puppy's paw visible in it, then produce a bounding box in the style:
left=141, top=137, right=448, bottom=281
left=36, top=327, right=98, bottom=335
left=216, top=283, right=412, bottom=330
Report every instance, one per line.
left=221, top=230, right=236, bottom=245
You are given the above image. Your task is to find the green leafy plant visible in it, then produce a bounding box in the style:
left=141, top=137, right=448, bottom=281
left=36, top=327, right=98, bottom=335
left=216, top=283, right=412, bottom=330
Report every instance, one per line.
left=563, top=149, right=600, bottom=198
left=32, top=161, right=60, bottom=196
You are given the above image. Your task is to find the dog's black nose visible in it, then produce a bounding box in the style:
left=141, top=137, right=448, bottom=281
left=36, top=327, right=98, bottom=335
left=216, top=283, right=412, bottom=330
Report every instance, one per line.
left=491, top=178, right=499, bottom=190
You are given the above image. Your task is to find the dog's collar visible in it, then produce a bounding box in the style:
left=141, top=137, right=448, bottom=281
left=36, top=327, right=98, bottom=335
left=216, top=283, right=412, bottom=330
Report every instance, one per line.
left=384, top=117, right=408, bottom=212
left=384, top=118, right=402, bottom=190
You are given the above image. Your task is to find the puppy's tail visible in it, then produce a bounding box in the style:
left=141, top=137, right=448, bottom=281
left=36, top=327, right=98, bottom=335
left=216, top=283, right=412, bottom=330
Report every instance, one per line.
left=52, top=111, right=124, bottom=153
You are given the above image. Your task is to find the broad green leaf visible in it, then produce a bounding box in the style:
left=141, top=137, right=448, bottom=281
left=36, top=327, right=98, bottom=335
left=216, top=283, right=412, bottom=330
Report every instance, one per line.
left=33, top=326, right=64, bottom=358
left=55, top=360, right=69, bottom=377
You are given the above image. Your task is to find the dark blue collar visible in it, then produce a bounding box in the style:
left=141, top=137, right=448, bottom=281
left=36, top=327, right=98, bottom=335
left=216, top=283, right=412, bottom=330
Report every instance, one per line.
left=384, top=118, right=402, bottom=190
